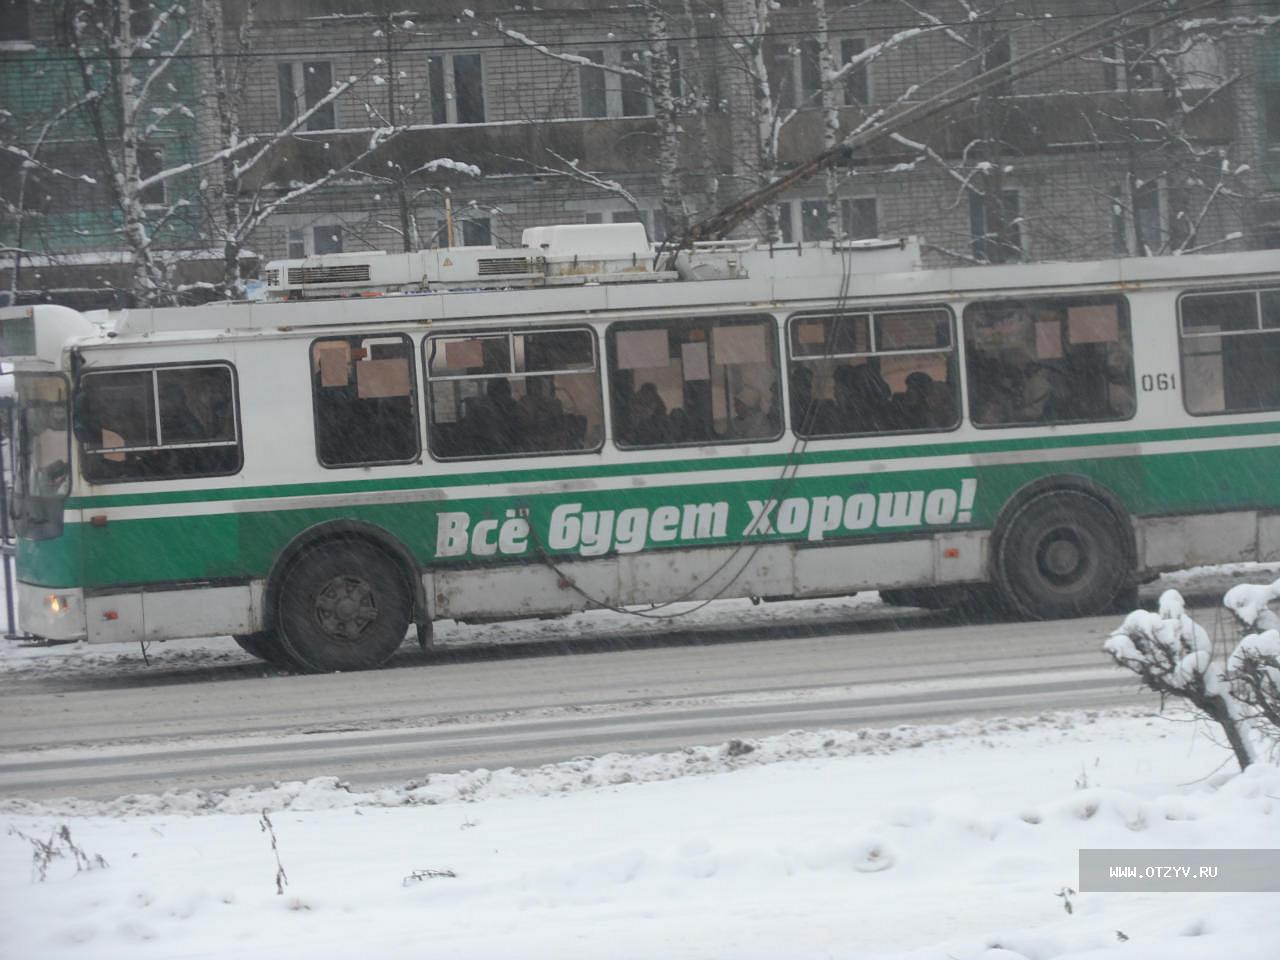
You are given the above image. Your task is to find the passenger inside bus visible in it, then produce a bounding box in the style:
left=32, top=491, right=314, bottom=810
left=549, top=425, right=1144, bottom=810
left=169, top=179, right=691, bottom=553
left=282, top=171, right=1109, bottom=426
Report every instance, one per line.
left=727, top=385, right=771, bottom=438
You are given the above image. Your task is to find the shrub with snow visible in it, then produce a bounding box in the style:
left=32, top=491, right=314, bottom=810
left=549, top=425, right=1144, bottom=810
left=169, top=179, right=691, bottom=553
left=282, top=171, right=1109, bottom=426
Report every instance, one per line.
left=1104, top=580, right=1280, bottom=768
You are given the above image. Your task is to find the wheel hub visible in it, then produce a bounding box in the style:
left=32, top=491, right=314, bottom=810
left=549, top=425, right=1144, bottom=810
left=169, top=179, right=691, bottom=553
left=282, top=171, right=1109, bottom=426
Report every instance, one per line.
left=314, top=575, right=378, bottom=642
left=1042, top=536, right=1081, bottom=578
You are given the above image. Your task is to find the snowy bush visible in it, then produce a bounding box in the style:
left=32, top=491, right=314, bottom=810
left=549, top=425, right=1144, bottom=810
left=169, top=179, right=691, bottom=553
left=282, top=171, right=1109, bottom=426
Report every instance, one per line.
left=1104, top=581, right=1280, bottom=769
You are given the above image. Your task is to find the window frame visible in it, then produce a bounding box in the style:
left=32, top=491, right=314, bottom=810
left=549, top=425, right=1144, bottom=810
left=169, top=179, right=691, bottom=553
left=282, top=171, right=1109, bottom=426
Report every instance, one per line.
left=606, top=313, right=785, bottom=450
left=422, top=324, right=605, bottom=462
left=77, top=361, right=243, bottom=484
left=277, top=60, right=337, bottom=131
left=787, top=304, right=960, bottom=439
left=962, top=294, right=1137, bottom=430
left=309, top=333, right=421, bottom=469
left=428, top=51, right=487, bottom=124
left=1177, top=285, right=1280, bottom=417
left=841, top=37, right=871, bottom=106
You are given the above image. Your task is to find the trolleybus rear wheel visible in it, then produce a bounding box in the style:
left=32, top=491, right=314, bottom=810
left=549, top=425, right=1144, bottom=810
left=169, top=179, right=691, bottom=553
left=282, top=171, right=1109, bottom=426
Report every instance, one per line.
left=276, top=540, right=411, bottom=672
left=996, top=491, right=1129, bottom=620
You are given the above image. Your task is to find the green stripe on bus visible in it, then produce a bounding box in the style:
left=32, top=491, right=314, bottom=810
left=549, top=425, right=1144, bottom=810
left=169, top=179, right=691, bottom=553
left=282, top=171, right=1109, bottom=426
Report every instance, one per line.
left=63, top=419, right=1280, bottom=510
left=19, top=442, right=1280, bottom=590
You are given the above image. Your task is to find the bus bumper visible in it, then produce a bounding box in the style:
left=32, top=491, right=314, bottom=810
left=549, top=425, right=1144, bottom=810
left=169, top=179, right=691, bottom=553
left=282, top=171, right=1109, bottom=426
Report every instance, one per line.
left=16, top=582, right=87, bottom=642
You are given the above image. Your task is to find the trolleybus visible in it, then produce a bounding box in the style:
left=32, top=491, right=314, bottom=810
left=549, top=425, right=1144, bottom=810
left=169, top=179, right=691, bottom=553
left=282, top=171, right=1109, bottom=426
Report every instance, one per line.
left=4, top=222, right=1278, bottom=671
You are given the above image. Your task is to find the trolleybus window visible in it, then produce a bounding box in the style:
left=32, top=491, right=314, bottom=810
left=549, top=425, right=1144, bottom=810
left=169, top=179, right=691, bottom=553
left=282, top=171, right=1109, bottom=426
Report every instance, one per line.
left=79, top=364, right=240, bottom=482
left=424, top=327, right=603, bottom=459
left=311, top=335, right=419, bottom=467
left=607, top=314, right=781, bottom=447
left=1179, top=287, right=1280, bottom=415
left=964, top=296, right=1135, bottom=427
left=788, top=307, right=958, bottom=436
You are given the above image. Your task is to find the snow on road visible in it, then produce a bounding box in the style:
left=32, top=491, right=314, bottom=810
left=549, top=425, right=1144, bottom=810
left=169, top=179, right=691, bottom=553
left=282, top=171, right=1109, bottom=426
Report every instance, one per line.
left=2, top=710, right=1276, bottom=960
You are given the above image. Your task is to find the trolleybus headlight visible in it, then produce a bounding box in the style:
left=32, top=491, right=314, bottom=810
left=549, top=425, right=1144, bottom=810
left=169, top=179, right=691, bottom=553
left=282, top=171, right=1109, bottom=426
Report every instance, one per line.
left=45, top=594, right=70, bottom=614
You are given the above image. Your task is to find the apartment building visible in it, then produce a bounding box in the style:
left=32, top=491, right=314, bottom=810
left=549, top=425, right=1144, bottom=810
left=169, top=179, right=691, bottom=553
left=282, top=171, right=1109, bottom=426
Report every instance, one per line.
left=2, top=0, right=1276, bottom=303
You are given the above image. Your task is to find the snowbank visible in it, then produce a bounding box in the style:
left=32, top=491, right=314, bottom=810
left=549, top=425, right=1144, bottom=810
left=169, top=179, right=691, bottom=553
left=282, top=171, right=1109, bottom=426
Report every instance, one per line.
left=2, top=712, right=1276, bottom=960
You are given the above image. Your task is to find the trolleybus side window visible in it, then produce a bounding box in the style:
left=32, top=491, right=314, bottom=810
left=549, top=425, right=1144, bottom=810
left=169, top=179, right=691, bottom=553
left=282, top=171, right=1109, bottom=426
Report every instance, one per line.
left=788, top=307, right=958, bottom=436
left=311, top=335, right=419, bottom=467
left=607, top=314, right=781, bottom=447
left=964, top=296, right=1135, bottom=427
left=1179, top=288, right=1280, bottom=415
left=424, top=327, right=603, bottom=459
left=79, top=364, right=240, bottom=482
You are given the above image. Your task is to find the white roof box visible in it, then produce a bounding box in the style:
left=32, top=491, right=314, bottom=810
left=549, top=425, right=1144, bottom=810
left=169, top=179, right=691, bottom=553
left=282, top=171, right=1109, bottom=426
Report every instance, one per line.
left=522, top=223, right=650, bottom=258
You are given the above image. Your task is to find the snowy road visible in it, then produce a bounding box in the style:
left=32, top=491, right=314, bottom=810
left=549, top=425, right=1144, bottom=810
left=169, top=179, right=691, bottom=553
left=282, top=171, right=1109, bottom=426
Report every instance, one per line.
left=0, top=610, right=1154, bottom=801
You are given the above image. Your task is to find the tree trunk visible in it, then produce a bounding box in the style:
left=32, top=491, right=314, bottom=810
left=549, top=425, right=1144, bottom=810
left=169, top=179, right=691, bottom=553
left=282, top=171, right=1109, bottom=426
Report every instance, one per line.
left=647, top=2, right=684, bottom=240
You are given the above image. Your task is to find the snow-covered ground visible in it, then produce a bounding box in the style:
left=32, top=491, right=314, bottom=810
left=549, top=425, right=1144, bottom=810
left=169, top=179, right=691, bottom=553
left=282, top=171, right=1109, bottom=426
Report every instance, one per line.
left=2, top=709, right=1276, bottom=959
left=4, top=562, right=1277, bottom=681
left=3, top=563, right=1277, bottom=958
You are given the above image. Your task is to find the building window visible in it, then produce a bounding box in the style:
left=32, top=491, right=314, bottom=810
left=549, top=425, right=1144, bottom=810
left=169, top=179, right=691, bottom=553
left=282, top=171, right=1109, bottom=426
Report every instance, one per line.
left=313, top=224, right=343, bottom=255
left=1104, top=30, right=1159, bottom=90
left=841, top=38, right=869, bottom=105
left=429, top=52, right=486, bottom=124
left=0, top=0, right=31, bottom=45
left=138, top=144, right=166, bottom=207
left=461, top=217, right=491, bottom=246
left=842, top=197, right=878, bottom=239
left=278, top=61, right=335, bottom=130
left=311, top=335, right=419, bottom=467
left=1264, top=84, right=1280, bottom=148
left=964, top=296, right=1135, bottom=427
left=981, top=32, right=1013, bottom=96
left=287, top=229, right=306, bottom=259
left=425, top=328, right=603, bottom=459
left=1111, top=180, right=1163, bottom=256
left=776, top=198, right=878, bottom=242
left=79, top=365, right=241, bottom=482
left=1179, top=288, right=1280, bottom=415
left=577, top=47, right=653, bottom=118
left=789, top=307, right=958, bottom=436
left=608, top=315, right=782, bottom=447
left=578, top=50, right=607, bottom=117
left=969, top=189, right=1023, bottom=263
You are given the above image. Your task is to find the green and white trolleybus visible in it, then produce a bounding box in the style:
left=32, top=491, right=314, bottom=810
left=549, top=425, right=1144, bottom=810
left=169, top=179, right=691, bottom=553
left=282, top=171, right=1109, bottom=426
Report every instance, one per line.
left=3, top=222, right=1278, bottom=671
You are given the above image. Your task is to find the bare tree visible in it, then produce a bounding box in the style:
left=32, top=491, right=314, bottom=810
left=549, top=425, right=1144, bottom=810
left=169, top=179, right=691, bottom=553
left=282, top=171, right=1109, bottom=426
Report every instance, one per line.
left=195, top=0, right=435, bottom=298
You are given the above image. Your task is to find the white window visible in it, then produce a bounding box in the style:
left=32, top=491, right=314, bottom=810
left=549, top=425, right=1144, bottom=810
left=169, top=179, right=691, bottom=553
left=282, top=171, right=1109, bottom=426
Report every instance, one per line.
left=1111, top=180, right=1165, bottom=256
left=1103, top=30, right=1160, bottom=91
left=577, top=47, right=652, bottom=118
left=0, top=0, right=32, bottom=49
left=770, top=35, right=872, bottom=111
left=429, top=52, right=486, bottom=124
left=138, top=144, right=166, bottom=208
left=429, top=215, right=492, bottom=247
left=280, top=220, right=346, bottom=258
left=840, top=38, right=870, bottom=106
left=277, top=61, right=336, bottom=130
left=1171, top=36, right=1225, bottom=89
left=968, top=189, right=1023, bottom=263
left=775, top=197, right=878, bottom=242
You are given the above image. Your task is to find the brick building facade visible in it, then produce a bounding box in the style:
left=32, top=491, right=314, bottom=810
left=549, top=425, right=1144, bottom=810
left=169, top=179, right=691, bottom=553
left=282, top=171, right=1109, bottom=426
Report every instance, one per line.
left=2, top=0, right=1277, bottom=302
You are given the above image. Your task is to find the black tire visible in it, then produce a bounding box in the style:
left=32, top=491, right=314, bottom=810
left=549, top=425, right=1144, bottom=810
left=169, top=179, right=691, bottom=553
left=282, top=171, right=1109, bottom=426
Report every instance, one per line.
left=995, top=490, right=1130, bottom=620
left=233, top=632, right=295, bottom=668
left=275, top=539, right=412, bottom=672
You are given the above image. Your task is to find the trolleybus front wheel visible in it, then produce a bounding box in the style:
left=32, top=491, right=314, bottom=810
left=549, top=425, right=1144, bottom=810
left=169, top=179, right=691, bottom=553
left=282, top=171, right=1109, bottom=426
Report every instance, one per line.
left=276, top=540, right=412, bottom=672
left=233, top=631, right=296, bottom=669
left=995, top=490, right=1130, bottom=620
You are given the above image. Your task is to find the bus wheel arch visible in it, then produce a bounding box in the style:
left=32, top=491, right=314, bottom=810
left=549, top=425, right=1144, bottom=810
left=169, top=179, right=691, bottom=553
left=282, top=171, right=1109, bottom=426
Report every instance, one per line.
left=265, top=521, right=425, bottom=671
left=990, top=475, right=1137, bottom=620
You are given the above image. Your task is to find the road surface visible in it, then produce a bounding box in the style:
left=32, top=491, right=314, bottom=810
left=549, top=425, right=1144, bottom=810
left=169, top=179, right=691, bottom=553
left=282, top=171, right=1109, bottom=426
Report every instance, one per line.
left=0, top=607, right=1156, bottom=802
